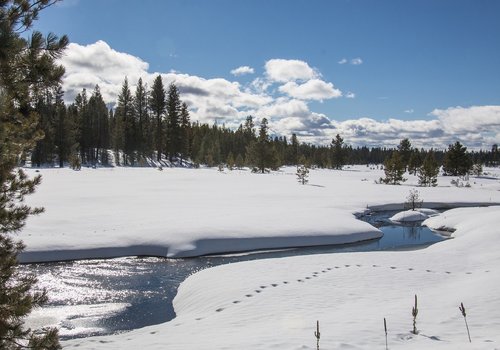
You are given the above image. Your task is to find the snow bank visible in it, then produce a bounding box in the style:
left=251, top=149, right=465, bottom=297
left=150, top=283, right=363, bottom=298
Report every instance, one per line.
left=390, top=208, right=439, bottom=222
left=63, top=206, right=500, bottom=349
left=19, top=166, right=500, bottom=262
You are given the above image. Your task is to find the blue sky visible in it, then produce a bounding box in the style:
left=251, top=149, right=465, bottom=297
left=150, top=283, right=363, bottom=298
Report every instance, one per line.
left=34, top=0, right=500, bottom=148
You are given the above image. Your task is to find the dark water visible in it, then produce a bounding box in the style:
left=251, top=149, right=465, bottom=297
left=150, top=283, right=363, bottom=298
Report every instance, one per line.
left=21, top=211, right=447, bottom=339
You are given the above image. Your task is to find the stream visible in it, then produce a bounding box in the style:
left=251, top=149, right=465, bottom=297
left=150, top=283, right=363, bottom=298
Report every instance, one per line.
left=21, top=211, right=448, bottom=339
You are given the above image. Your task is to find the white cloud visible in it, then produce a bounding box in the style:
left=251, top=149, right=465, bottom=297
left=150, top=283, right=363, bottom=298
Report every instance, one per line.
left=264, top=59, right=319, bottom=82
left=230, top=66, right=255, bottom=76
left=338, top=58, right=348, bottom=64
left=404, top=109, right=414, bottom=113
left=350, top=57, right=363, bottom=65
left=59, top=41, right=499, bottom=150
left=278, top=79, right=342, bottom=101
left=430, top=105, right=500, bottom=134
left=345, top=92, right=356, bottom=99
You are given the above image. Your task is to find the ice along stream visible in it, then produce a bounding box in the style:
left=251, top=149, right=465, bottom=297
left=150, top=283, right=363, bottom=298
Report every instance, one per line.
left=21, top=211, right=448, bottom=340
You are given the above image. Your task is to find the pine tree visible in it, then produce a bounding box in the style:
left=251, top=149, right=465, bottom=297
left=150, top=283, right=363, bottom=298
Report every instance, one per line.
left=166, top=83, right=182, bottom=162
left=398, top=138, right=412, bottom=170
left=381, top=152, right=406, bottom=185
left=245, top=118, right=278, bottom=173
left=1, top=1, right=67, bottom=347
left=418, top=151, right=439, bottom=187
left=116, top=78, right=135, bottom=165
left=408, top=150, right=423, bottom=175
left=296, top=164, right=309, bottom=185
left=331, top=134, right=346, bottom=170
left=149, top=75, right=166, bottom=162
left=179, top=102, right=191, bottom=165
left=443, top=141, right=473, bottom=176
left=133, top=78, right=149, bottom=158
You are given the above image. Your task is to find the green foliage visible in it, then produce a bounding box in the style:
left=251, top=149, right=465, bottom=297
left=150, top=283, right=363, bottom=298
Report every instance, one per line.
left=443, top=141, right=473, bottom=176
left=150, top=75, right=166, bottom=162
left=1, top=1, right=65, bottom=347
left=331, top=134, right=346, bottom=169
left=398, top=138, right=412, bottom=169
left=381, top=152, right=406, bottom=185
left=408, top=150, right=423, bottom=175
left=245, top=118, right=279, bottom=173
left=418, top=151, right=439, bottom=187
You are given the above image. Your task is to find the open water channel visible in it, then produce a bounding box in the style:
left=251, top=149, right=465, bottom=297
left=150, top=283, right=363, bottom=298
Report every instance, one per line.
left=21, top=211, right=448, bottom=339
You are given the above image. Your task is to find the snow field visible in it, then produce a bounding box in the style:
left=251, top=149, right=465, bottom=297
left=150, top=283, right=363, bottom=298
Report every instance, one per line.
left=64, top=206, right=500, bottom=349
left=20, top=165, right=500, bottom=262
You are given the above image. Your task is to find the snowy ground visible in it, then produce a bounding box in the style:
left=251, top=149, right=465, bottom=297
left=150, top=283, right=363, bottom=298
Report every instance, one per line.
left=19, top=165, right=500, bottom=349
left=20, top=165, right=500, bottom=262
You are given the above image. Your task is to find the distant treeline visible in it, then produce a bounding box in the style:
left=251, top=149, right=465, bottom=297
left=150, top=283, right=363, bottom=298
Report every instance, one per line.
left=28, top=76, right=500, bottom=170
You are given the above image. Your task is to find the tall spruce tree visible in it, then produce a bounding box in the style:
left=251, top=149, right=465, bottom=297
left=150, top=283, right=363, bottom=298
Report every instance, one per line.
left=115, top=78, right=135, bottom=165
left=1, top=1, right=67, bottom=348
left=331, top=134, right=346, bottom=170
left=443, top=141, right=473, bottom=176
left=245, top=118, right=278, bottom=173
left=166, top=83, right=182, bottom=162
left=149, top=75, right=166, bottom=162
left=133, top=78, right=149, bottom=158
left=397, top=138, right=412, bottom=170
left=179, top=102, right=191, bottom=165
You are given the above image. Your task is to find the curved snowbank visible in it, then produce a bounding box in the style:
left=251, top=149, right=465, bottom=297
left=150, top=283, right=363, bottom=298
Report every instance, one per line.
left=390, top=208, right=439, bottom=222
left=64, top=206, right=500, bottom=349
left=19, top=166, right=500, bottom=262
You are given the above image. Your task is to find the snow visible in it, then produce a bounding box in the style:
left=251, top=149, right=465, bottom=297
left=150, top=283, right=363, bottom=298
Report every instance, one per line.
left=19, top=166, right=500, bottom=262
left=17, top=165, right=500, bottom=348
left=62, top=205, right=500, bottom=349
left=389, top=208, right=440, bottom=222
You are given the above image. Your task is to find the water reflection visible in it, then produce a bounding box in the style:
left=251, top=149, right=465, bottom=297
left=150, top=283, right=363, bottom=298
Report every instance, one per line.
left=21, top=212, right=447, bottom=339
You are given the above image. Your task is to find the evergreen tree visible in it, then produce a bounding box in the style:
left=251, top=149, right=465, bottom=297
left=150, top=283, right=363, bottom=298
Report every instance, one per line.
left=166, top=83, right=182, bottom=162
left=331, top=134, right=346, bottom=170
left=235, top=153, right=245, bottom=169
left=245, top=118, right=278, bottom=173
left=398, top=138, right=412, bottom=170
left=408, top=150, right=423, bottom=175
left=53, top=85, right=74, bottom=168
left=418, top=151, right=439, bottom=187
left=226, top=152, right=235, bottom=170
left=149, top=75, right=166, bottom=162
left=443, top=141, right=473, bottom=176
left=179, top=102, right=191, bottom=165
left=133, top=78, right=149, bottom=157
left=1, top=1, right=67, bottom=347
left=115, top=78, right=135, bottom=165
left=381, top=152, right=406, bottom=185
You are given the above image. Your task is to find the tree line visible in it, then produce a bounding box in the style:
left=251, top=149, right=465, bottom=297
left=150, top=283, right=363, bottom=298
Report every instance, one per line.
left=28, top=78, right=500, bottom=172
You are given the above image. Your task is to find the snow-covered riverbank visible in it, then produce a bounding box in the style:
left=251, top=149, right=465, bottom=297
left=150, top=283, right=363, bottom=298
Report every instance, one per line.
left=61, top=206, right=500, bottom=349
left=20, top=166, right=500, bottom=262
left=19, top=166, right=500, bottom=348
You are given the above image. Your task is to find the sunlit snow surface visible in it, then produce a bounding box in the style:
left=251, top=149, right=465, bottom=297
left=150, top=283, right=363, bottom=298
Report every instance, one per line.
left=22, top=220, right=446, bottom=339
left=16, top=166, right=500, bottom=349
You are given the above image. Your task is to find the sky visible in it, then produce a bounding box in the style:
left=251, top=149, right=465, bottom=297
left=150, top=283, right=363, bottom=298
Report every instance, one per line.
left=33, top=0, right=500, bottom=149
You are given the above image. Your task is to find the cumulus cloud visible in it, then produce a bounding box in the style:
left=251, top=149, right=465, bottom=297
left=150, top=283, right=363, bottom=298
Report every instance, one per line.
left=278, top=79, right=342, bottom=101
left=59, top=41, right=498, bottom=150
left=230, top=66, right=255, bottom=76
left=264, top=59, right=319, bottom=82
left=338, top=58, right=348, bottom=64
left=404, top=109, right=414, bottom=113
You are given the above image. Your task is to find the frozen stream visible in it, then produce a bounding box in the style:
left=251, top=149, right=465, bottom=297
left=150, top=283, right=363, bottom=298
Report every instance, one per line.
left=21, top=212, right=447, bottom=340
